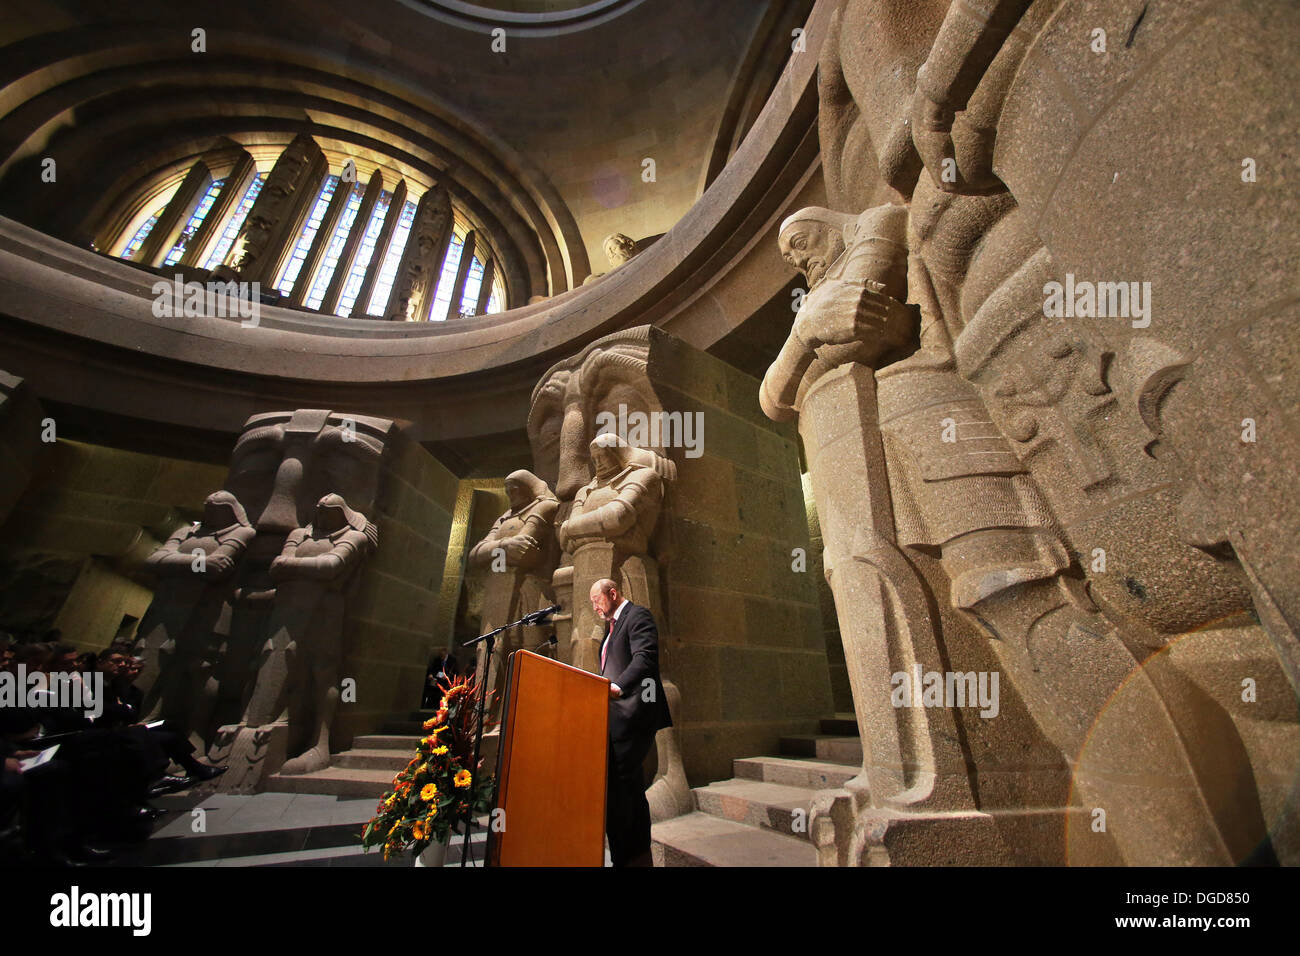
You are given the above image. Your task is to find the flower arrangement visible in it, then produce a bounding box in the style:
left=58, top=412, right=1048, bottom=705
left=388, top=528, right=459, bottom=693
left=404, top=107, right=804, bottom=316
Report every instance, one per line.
left=361, top=673, right=496, bottom=860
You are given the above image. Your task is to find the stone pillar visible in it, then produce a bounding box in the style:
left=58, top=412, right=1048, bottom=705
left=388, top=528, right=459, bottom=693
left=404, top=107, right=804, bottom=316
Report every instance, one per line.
left=137, top=161, right=212, bottom=268
left=567, top=540, right=615, bottom=672
left=442, top=229, right=476, bottom=321
left=181, top=150, right=256, bottom=269
left=216, top=133, right=327, bottom=287
left=320, top=171, right=384, bottom=315
left=384, top=183, right=452, bottom=322
left=353, top=179, right=407, bottom=318
left=474, top=255, right=495, bottom=315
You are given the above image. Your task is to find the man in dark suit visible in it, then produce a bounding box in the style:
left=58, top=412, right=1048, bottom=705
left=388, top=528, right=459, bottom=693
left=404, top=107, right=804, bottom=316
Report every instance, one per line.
left=589, top=577, right=672, bottom=867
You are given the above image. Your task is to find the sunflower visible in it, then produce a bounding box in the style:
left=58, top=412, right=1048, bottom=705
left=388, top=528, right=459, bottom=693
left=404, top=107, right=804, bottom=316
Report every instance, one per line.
left=420, top=783, right=438, bottom=801
left=454, top=769, right=472, bottom=788
left=431, top=745, right=448, bottom=756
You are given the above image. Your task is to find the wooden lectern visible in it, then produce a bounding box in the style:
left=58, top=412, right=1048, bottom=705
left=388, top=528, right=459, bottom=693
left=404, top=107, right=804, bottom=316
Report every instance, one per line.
left=488, top=650, right=608, bottom=866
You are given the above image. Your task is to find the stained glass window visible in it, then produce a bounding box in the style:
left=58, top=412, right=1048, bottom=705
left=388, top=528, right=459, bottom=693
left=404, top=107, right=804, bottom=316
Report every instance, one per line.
left=365, top=198, right=418, bottom=316
left=202, top=174, right=265, bottom=271
left=336, top=191, right=392, bottom=317
left=162, top=178, right=225, bottom=266
left=276, top=175, right=338, bottom=294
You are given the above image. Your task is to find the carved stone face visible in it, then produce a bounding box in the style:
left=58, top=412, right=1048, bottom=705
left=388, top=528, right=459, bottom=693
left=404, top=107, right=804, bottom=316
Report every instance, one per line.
left=504, top=478, right=529, bottom=510
left=590, top=438, right=622, bottom=479
left=314, top=495, right=351, bottom=536
left=224, top=410, right=392, bottom=534
left=527, top=333, right=662, bottom=501
left=201, top=491, right=249, bottom=531
left=603, top=233, right=637, bottom=266
left=779, top=218, right=846, bottom=290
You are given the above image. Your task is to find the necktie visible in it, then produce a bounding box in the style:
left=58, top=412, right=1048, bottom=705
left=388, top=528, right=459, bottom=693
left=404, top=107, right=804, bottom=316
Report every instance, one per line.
left=601, top=617, right=613, bottom=672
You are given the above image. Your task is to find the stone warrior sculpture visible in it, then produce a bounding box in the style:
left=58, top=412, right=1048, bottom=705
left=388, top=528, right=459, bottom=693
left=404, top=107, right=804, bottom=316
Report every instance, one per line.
left=223, top=494, right=377, bottom=786
left=466, top=470, right=559, bottom=713
left=137, top=491, right=256, bottom=751
left=763, top=0, right=1284, bottom=866
left=558, top=433, right=690, bottom=819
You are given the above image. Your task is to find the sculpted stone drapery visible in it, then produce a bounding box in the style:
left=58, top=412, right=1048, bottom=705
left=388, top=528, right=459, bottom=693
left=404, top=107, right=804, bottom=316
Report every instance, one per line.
left=763, top=0, right=1295, bottom=866
left=466, top=470, right=559, bottom=714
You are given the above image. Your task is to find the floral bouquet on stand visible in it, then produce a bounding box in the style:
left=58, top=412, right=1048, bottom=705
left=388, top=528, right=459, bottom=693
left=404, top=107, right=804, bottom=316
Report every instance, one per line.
left=360, top=673, right=497, bottom=862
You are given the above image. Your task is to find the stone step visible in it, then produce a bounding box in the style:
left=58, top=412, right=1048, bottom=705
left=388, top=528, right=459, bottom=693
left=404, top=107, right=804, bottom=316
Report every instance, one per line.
left=264, top=767, right=395, bottom=799
left=381, top=720, right=427, bottom=735
left=166, top=831, right=490, bottom=868
left=733, top=755, right=856, bottom=790
left=820, top=714, right=858, bottom=736
left=333, top=749, right=412, bottom=772
left=351, top=734, right=423, bottom=751
left=652, top=812, right=816, bottom=867
left=692, top=778, right=816, bottom=839
left=778, top=734, right=862, bottom=765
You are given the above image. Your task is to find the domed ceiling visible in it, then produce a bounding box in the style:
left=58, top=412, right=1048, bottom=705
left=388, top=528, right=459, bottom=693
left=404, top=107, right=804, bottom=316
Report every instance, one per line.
left=0, top=0, right=810, bottom=289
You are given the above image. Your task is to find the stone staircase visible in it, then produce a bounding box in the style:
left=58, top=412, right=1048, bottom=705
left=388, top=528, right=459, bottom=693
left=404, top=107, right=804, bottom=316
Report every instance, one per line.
left=651, top=715, right=860, bottom=867
left=263, top=711, right=429, bottom=798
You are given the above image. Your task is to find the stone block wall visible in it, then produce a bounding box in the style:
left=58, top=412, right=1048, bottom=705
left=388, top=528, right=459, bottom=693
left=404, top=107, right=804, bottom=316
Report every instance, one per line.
left=0, top=437, right=226, bottom=646
left=646, top=329, right=832, bottom=783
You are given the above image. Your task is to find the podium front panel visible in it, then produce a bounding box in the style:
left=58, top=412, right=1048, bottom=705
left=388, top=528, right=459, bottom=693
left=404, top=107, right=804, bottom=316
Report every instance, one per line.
left=491, top=650, right=608, bottom=866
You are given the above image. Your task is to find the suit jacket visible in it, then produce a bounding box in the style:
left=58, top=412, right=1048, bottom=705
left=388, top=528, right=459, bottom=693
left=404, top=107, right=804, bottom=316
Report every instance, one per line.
left=599, top=602, right=672, bottom=746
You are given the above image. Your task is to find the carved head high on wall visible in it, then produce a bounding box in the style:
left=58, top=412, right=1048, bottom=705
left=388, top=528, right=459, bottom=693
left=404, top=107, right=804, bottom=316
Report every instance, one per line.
left=223, top=409, right=396, bottom=535
left=527, top=326, right=667, bottom=501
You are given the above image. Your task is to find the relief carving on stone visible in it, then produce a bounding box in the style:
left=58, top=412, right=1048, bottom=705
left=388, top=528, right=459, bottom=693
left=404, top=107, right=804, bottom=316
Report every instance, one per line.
left=384, top=184, right=452, bottom=322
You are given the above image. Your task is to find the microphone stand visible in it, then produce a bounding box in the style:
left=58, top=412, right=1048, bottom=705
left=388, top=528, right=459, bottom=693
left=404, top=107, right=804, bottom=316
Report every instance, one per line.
left=458, top=608, right=556, bottom=867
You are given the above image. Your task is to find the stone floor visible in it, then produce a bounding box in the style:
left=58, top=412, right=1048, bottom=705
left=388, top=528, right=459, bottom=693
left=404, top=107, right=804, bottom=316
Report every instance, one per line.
left=112, top=791, right=488, bottom=867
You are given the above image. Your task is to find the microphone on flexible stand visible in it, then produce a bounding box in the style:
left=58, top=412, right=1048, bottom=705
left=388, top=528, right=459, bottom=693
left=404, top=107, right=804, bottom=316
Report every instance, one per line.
left=531, top=633, right=558, bottom=654
left=520, top=604, right=561, bottom=625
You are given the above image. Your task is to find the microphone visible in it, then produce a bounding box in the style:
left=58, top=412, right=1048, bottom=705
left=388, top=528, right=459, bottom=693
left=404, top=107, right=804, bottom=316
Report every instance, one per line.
left=532, top=633, right=558, bottom=652
left=521, top=604, right=561, bottom=625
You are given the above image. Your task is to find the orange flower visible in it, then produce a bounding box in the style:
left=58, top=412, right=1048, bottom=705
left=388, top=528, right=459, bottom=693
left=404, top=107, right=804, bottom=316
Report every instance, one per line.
left=454, top=769, right=472, bottom=789
left=412, top=820, right=429, bottom=841
left=420, top=783, right=438, bottom=801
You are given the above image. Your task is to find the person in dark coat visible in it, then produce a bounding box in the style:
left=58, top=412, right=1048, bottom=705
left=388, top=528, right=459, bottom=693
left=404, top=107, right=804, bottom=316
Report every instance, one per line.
left=589, top=578, right=671, bottom=867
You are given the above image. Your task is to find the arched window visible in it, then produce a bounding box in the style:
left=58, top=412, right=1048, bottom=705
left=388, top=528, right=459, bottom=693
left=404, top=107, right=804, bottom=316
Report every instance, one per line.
left=122, top=208, right=165, bottom=261
left=107, top=141, right=508, bottom=318
left=162, top=178, right=224, bottom=266
left=202, top=174, right=264, bottom=271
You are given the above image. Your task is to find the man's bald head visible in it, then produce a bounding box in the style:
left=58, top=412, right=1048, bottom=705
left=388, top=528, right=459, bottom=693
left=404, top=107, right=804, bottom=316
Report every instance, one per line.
left=589, top=578, right=621, bottom=620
